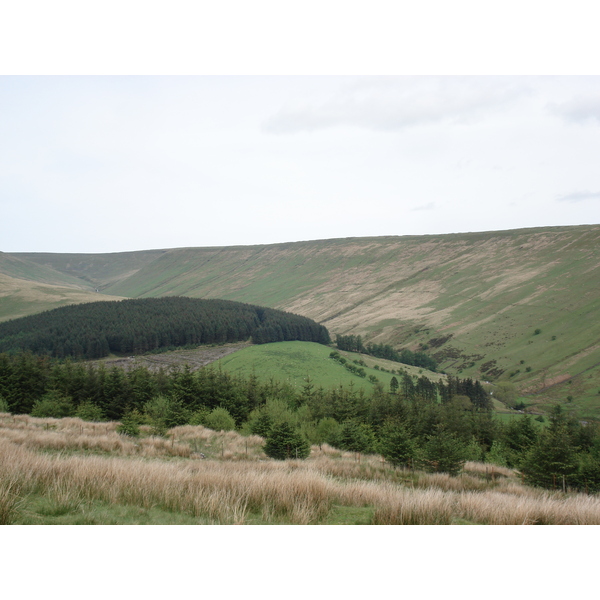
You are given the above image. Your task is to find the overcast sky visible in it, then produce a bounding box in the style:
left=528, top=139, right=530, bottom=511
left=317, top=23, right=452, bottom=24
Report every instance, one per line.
left=1, top=74, right=599, bottom=253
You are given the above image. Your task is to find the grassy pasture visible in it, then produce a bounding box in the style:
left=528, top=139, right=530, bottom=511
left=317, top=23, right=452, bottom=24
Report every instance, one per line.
left=3, top=413, right=600, bottom=525
left=214, top=341, right=443, bottom=392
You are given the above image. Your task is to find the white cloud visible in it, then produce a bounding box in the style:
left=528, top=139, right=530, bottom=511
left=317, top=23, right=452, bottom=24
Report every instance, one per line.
left=411, top=202, right=436, bottom=212
left=548, top=94, right=600, bottom=124
left=262, top=77, right=530, bottom=134
left=556, top=191, right=600, bottom=203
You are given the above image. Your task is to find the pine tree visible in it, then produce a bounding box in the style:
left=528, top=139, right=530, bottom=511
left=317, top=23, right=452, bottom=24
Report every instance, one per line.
left=419, top=427, right=469, bottom=476
left=263, top=422, right=310, bottom=460
left=377, top=420, right=416, bottom=467
left=521, top=425, right=579, bottom=489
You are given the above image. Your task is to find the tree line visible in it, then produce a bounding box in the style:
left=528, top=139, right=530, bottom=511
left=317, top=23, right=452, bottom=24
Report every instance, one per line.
left=0, top=297, right=330, bottom=359
left=335, top=334, right=437, bottom=372
left=1, top=350, right=599, bottom=491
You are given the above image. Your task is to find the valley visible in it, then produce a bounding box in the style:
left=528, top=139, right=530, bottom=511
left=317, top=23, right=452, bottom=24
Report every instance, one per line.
left=2, top=224, right=599, bottom=417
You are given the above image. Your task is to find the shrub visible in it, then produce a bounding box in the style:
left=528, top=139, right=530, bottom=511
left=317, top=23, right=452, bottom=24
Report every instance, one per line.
left=204, top=407, right=236, bottom=432
left=144, top=394, right=188, bottom=434
left=75, top=401, right=105, bottom=422
left=189, top=408, right=210, bottom=426
left=0, top=395, right=9, bottom=413
left=117, top=411, right=141, bottom=437
left=312, top=417, right=340, bottom=447
left=31, top=391, right=75, bottom=418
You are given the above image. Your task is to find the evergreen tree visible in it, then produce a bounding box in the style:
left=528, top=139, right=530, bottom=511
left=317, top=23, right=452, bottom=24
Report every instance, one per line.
left=249, top=412, right=274, bottom=437
left=377, top=419, right=416, bottom=467
left=263, top=422, right=310, bottom=460
left=419, top=427, right=469, bottom=476
left=521, top=424, right=579, bottom=489
left=335, top=420, right=376, bottom=453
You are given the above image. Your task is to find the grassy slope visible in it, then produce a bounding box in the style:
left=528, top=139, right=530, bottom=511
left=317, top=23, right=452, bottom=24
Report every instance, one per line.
left=5, top=225, right=600, bottom=416
left=0, top=272, right=125, bottom=322
left=0, top=251, right=92, bottom=289
left=14, top=249, right=166, bottom=291
left=214, top=341, right=444, bottom=393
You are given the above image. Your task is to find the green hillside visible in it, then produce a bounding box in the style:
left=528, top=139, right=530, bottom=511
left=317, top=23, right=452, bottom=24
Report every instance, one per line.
left=215, top=341, right=442, bottom=393
left=14, top=249, right=166, bottom=290
left=0, top=251, right=94, bottom=289
left=0, top=272, right=124, bottom=323
left=5, top=225, right=600, bottom=416
left=0, top=251, right=126, bottom=322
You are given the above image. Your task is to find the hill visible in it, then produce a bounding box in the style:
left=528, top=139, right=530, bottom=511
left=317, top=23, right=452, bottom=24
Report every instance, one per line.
left=5, top=224, right=600, bottom=416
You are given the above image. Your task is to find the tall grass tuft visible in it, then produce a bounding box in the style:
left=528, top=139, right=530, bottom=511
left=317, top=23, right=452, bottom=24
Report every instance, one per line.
left=0, top=476, right=24, bottom=525
left=372, top=488, right=456, bottom=525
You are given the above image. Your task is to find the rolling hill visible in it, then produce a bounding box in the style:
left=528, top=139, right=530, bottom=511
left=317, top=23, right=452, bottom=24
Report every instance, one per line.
left=4, top=225, right=600, bottom=416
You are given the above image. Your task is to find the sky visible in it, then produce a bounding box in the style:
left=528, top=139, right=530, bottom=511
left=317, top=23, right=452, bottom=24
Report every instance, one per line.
left=1, top=3, right=599, bottom=256
left=2, top=74, right=599, bottom=254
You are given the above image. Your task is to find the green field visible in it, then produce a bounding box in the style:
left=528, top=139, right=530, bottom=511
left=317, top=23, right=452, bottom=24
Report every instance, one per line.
left=215, top=341, right=443, bottom=393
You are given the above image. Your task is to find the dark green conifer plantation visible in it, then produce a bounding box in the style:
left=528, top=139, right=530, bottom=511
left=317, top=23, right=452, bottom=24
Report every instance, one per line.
left=0, top=297, right=330, bottom=359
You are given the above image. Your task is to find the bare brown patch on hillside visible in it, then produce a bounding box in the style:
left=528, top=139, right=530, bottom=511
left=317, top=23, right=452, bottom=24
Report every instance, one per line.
left=522, top=373, right=572, bottom=394
left=92, top=342, right=250, bottom=373
left=320, top=281, right=451, bottom=335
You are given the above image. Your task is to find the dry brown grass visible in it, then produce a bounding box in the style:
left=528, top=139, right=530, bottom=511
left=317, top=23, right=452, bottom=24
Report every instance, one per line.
left=0, top=474, right=24, bottom=525
left=2, top=414, right=600, bottom=525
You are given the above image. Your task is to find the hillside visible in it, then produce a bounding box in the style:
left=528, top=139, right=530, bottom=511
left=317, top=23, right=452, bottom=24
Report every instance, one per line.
left=6, top=225, right=600, bottom=416
left=0, top=251, right=126, bottom=321
left=0, top=271, right=124, bottom=322
left=215, top=341, right=445, bottom=393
